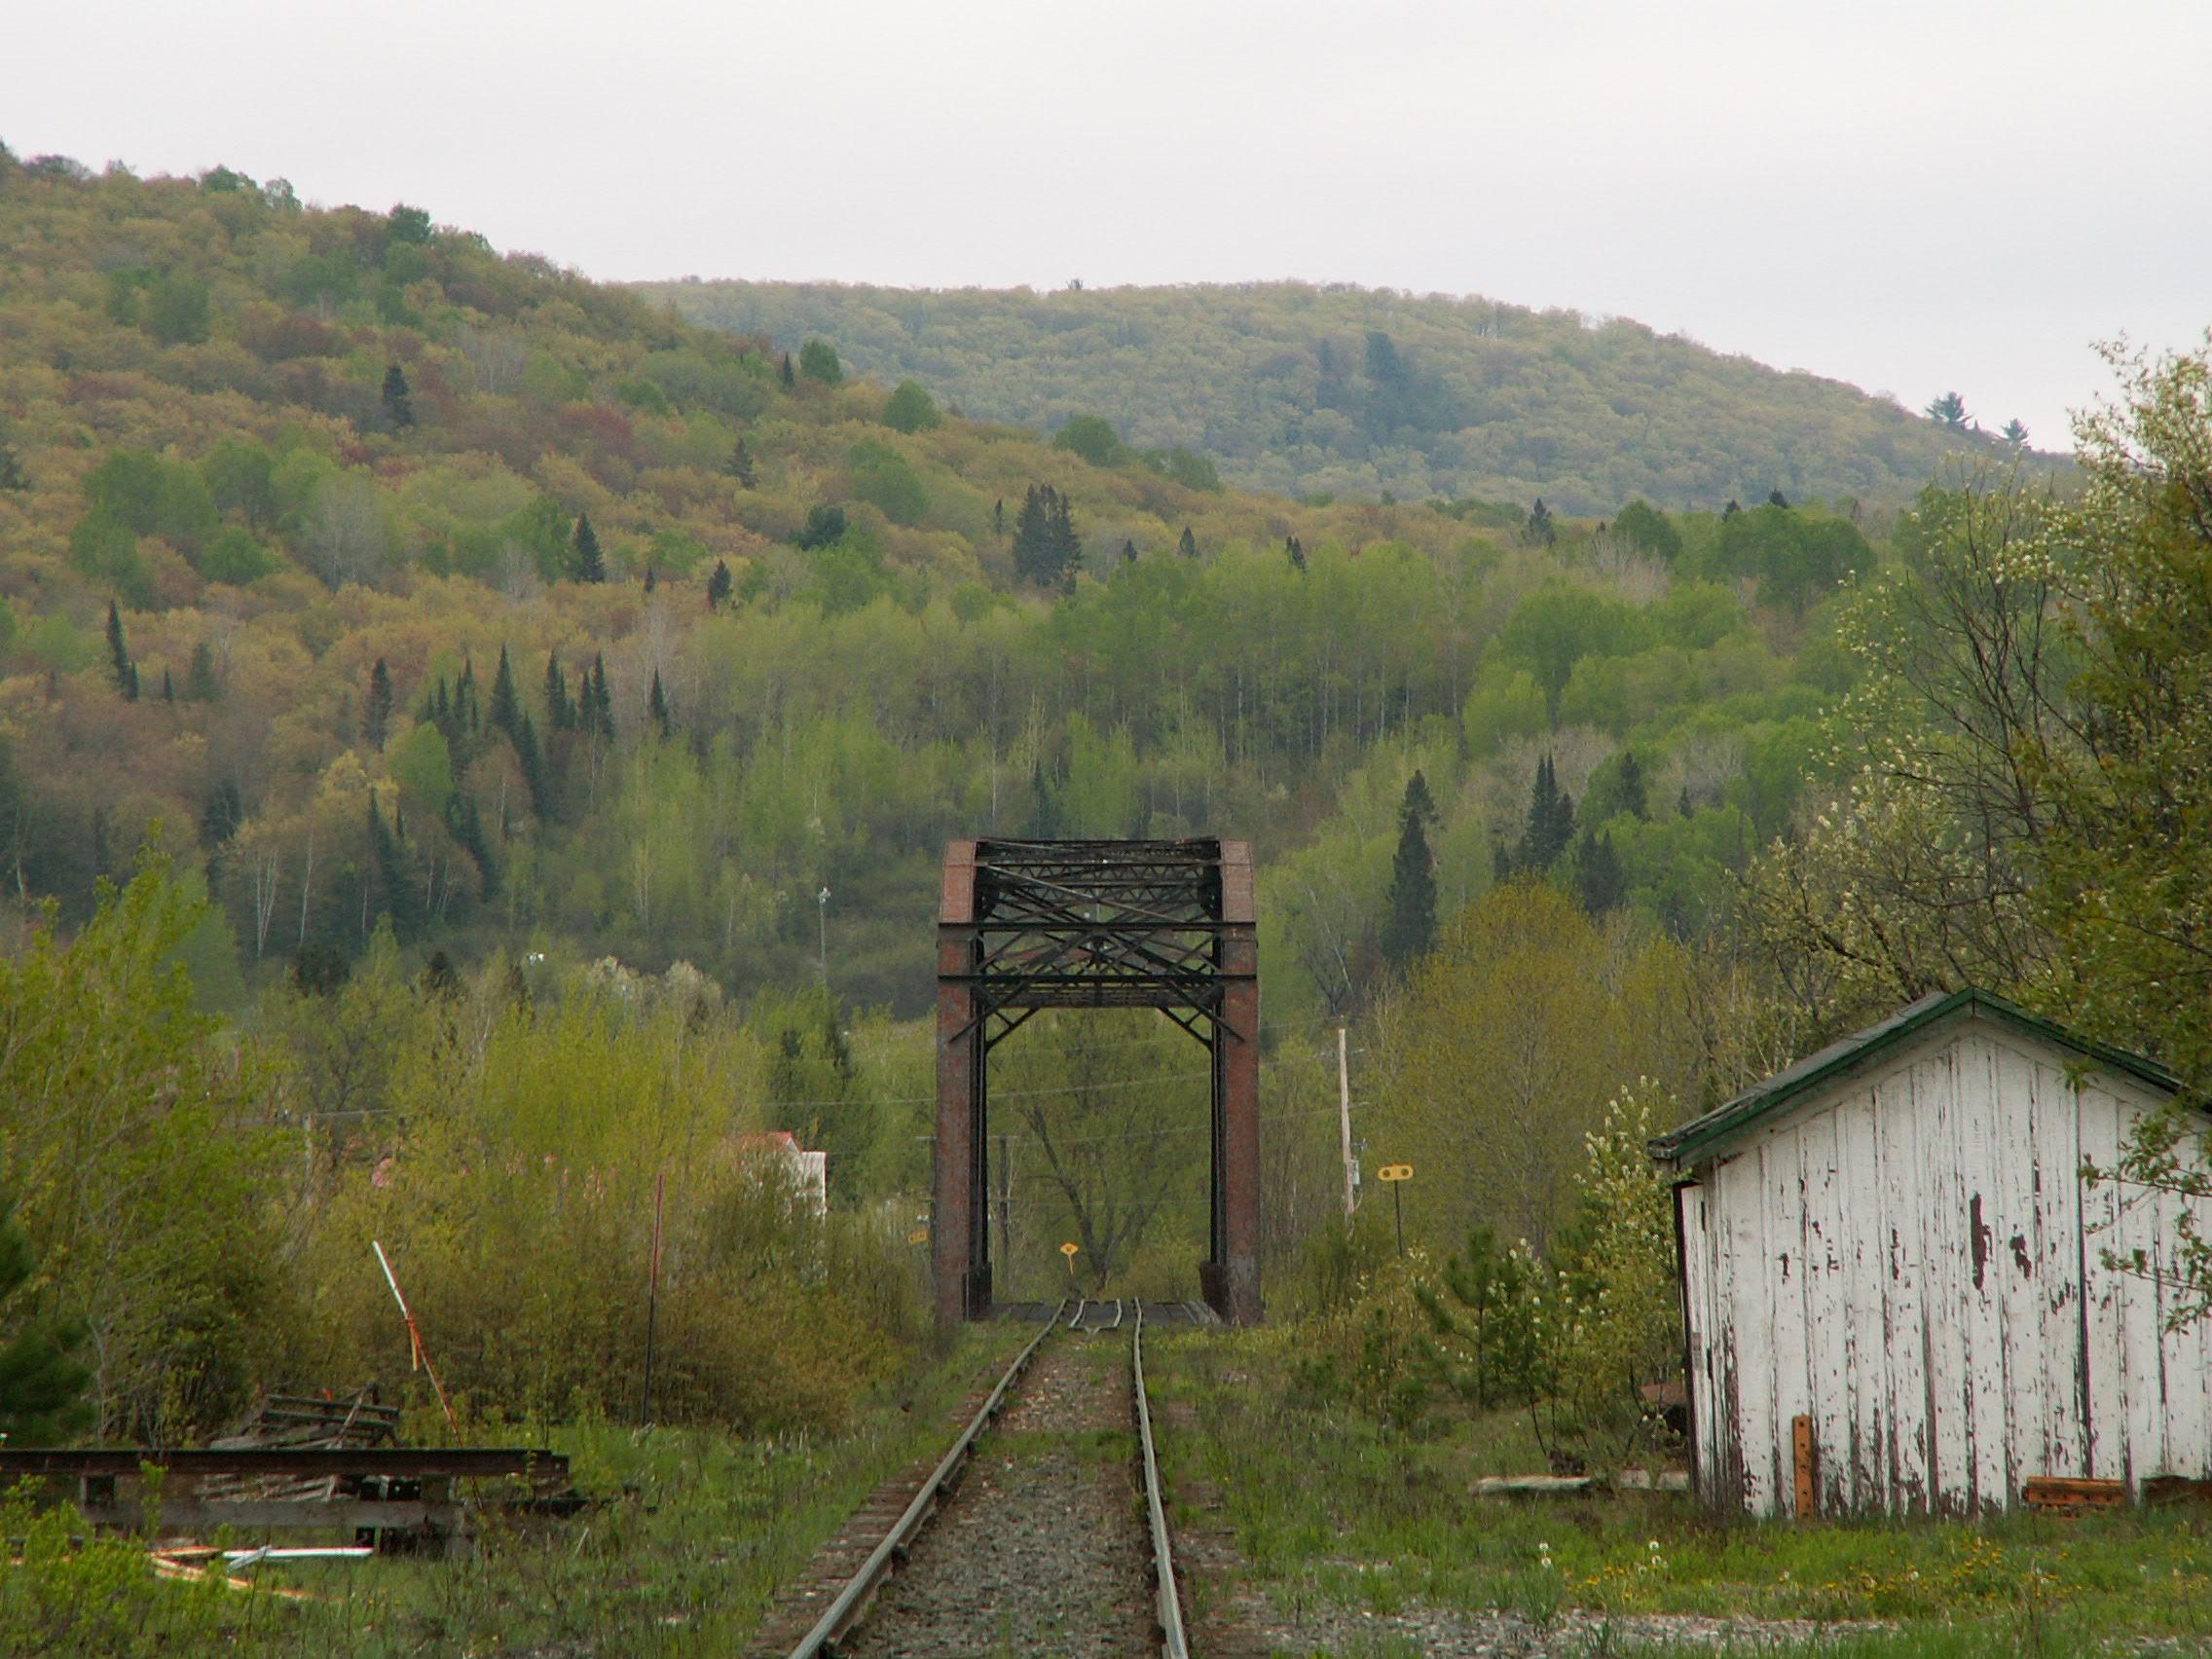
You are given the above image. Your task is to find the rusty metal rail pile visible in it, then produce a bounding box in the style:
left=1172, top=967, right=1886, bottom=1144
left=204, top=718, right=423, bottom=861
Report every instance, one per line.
left=776, top=1298, right=1192, bottom=1657
left=0, top=1446, right=573, bottom=1554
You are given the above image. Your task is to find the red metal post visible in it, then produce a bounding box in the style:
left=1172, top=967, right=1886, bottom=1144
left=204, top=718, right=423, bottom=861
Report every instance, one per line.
left=1216, top=841, right=1263, bottom=1324
left=933, top=842, right=980, bottom=1328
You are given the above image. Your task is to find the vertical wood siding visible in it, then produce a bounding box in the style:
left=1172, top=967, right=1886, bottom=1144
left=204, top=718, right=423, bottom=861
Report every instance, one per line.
left=1679, top=1016, right=2212, bottom=1515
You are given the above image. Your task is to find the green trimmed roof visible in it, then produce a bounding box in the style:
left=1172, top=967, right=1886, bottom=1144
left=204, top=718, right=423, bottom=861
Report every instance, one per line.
left=1649, top=987, right=2183, bottom=1167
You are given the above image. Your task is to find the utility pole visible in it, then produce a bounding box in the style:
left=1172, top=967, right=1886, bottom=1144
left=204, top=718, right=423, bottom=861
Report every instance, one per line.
left=1337, top=1025, right=1356, bottom=1218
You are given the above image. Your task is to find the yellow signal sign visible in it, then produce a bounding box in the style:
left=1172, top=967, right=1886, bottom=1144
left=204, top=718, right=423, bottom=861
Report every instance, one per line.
left=1059, top=1241, right=1080, bottom=1257
left=1377, top=1163, right=1415, bottom=1182
left=908, top=1229, right=929, bottom=1245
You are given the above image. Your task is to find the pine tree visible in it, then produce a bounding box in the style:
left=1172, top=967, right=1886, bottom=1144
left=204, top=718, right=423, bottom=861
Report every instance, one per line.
left=1616, top=751, right=1647, bottom=820
left=1013, top=485, right=1071, bottom=586
left=1767, top=489, right=1791, bottom=509
left=589, top=652, right=614, bottom=738
left=992, top=498, right=1005, bottom=537
left=184, top=640, right=219, bottom=702
left=489, top=645, right=520, bottom=736
left=725, top=437, right=756, bottom=486
left=200, top=779, right=243, bottom=848
left=1285, top=534, right=1306, bottom=571
left=543, top=652, right=573, bottom=731
left=513, top=714, right=554, bottom=819
left=572, top=512, right=605, bottom=582
left=1381, top=783, right=1438, bottom=970
left=105, top=601, right=132, bottom=695
left=0, top=1199, right=92, bottom=1445
left=455, top=656, right=479, bottom=732
left=1177, top=525, right=1198, bottom=559
left=706, top=559, right=733, bottom=609
left=445, top=792, right=498, bottom=899
left=1518, top=755, right=1575, bottom=870
left=779, top=351, right=795, bottom=389
left=364, top=656, right=394, bottom=748
left=381, top=361, right=414, bottom=427
left=1576, top=828, right=1627, bottom=914
left=1121, top=538, right=1137, bottom=564
left=1524, top=498, right=1556, bottom=547
left=644, top=565, right=657, bottom=595
left=1049, top=487, right=1082, bottom=584
left=366, top=793, right=416, bottom=937
left=647, top=668, right=672, bottom=738
left=125, top=662, right=139, bottom=701
left=1402, top=768, right=1438, bottom=830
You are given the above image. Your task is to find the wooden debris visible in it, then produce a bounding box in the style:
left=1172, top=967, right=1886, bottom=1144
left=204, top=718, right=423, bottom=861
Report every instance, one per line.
left=1472, top=1470, right=1689, bottom=1496
left=2022, top=1475, right=2127, bottom=1512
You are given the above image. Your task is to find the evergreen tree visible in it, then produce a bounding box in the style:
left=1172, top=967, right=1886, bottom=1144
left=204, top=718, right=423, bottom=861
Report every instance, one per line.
left=0, top=1198, right=92, bottom=1445
left=455, top=656, right=479, bottom=733
left=200, top=778, right=243, bottom=848
left=184, top=640, right=219, bottom=702
left=105, top=601, right=132, bottom=696
left=366, top=793, right=415, bottom=937
left=364, top=656, right=394, bottom=748
left=779, top=351, right=795, bottom=389
left=160, top=668, right=173, bottom=703
left=513, top=714, right=554, bottom=819
left=1677, top=785, right=1695, bottom=817
left=648, top=668, right=672, bottom=738
left=1767, top=488, right=1791, bottom=508
left=445, top=791, right=498, bottom=899
left=125, top=662, right=139, bottom=702
left=1285, top=534, right=1306, bottom=571
left=488, top=645, right=521, bottom=736
left=1518, top=755, right=1575, bottom=869
left=1381, top=785, right=1438, bottom=970
left=1923, top=389, right=1971, bottom=430
left=572, top=512, right=605, bottom=582
left=1722, top=499, right=1742, bottom=519
left=1575, top=828, right=1626, bottom=913
left=992, top=498, right=1005, bottom=537
left=381, top=361, right=414, bottom=428
left=0, top=439, right=27, bottom=493
left=1177, top=525, right=1198, bottom=559
left=543, top=651, right=573, bottom=731
left=2001, top=418, right=2030, bottom=447
left=588, top=652, right=614, bottom=738
left=1616, top=751, right=1647, bottom=820
left=1402, top=767, right=1438, bottom=830
left=706, top=559, right=733, bottom=609
left=643, top=565, right=657, bottom=595
left=725, top=437, right=756, bottom=486
left=1524, top=498, right=1556, bottom=547
left=1121, top=538, right=1137, bottom=564
left=1012, top=485, right=1075, bottom=586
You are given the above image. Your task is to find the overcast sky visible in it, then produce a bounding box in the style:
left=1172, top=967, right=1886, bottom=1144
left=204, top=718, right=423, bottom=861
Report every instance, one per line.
left=10, top=0, right=2207, bottom=446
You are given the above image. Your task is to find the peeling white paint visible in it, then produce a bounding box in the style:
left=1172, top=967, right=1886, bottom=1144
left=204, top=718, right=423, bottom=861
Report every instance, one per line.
left=1673, top=1012, right=2212, bottom=1516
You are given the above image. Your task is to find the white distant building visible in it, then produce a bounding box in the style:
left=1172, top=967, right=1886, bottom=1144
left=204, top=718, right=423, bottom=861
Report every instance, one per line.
left=732, top=1130, right=828, bottom=1216
left=1652, top=989, right=2212, bottom=1516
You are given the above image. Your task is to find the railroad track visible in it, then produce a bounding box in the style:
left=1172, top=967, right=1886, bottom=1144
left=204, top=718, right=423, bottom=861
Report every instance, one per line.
left=769, top=1298, right=1189, bottom=1658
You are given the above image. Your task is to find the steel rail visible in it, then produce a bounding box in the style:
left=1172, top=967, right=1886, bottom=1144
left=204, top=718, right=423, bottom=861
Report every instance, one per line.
left=785, top=1302, right=1065, bottom=1659
left=1132, top=1301, right=1191, bottom=1659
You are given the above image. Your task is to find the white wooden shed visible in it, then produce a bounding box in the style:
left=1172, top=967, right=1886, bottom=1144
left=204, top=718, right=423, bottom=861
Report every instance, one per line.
left=1651, top=989, right=2212, bottom=1517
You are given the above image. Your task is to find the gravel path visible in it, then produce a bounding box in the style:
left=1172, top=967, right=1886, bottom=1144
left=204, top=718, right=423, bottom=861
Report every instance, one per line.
left=840, top=1331, right=1157, bottom=1659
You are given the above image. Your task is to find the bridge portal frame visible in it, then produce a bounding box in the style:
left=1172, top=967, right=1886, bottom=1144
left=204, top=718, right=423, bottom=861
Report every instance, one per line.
left=932, top=837, right=1261, bottom=1326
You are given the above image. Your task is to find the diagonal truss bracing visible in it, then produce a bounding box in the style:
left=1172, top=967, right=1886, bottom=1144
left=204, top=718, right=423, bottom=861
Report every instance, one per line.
left=933, top=838, right=1262, bottom=1326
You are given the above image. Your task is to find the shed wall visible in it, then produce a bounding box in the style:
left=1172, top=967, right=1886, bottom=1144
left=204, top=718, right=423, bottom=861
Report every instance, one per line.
left=1680, top=1018, right=2212, bottom=1515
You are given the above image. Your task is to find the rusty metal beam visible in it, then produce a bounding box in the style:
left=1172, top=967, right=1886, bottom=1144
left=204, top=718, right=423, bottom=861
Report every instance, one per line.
left=933, top=837, right=1263, bottom=1327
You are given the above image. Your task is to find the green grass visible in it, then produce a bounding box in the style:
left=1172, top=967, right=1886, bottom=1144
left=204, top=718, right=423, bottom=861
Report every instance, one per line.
left=2, top=1324, right=1032, bottom=1658
left=1146, top=1331, right=2212, bottom=1654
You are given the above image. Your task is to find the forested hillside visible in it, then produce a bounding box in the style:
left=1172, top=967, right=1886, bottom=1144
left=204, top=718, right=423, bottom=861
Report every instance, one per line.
left=0, top=149, right=1867, bottom=1029
left=643, top=278, right=2017, bottom=513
